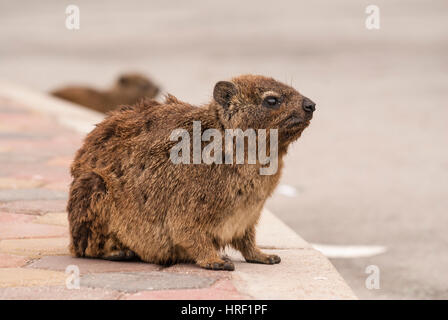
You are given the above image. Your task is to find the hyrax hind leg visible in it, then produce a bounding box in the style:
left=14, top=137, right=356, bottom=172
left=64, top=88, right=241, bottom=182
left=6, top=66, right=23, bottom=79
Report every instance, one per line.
left=100, top=236, right=136, bottom=261
left=232, top=226, right=281, bottom=265
left=67, top=171, right=135, bottom=261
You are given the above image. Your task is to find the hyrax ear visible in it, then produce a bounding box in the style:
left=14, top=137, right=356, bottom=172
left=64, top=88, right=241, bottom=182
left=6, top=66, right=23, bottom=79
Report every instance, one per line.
left=213, top=81, right=237, bottom=109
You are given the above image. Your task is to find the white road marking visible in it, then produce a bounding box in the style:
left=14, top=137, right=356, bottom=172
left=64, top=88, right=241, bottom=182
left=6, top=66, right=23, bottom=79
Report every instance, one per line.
left=275, top=184, right=299, bottom=197
left=311, top=243, right=387, bottom=259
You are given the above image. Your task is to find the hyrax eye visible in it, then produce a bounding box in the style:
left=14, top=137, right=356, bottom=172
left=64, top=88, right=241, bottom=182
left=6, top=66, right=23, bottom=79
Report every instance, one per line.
left=262, top=96, right=281, bottom=109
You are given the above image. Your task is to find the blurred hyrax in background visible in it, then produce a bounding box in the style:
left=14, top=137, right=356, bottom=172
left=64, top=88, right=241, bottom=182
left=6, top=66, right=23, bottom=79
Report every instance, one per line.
left=51, top=73, right=160, bottom=113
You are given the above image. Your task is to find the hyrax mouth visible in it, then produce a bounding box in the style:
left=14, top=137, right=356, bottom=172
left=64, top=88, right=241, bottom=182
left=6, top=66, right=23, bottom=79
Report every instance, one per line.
left=283, top=114, right=303, bottom=129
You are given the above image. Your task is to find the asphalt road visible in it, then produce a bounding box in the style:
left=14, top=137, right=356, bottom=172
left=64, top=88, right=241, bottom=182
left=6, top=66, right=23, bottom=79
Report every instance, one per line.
left=1, top=0, right=447, bottom=299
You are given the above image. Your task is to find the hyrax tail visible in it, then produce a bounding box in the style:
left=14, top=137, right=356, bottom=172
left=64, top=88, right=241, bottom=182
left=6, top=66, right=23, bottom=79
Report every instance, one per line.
left=67, top=171, right=109, bottom=257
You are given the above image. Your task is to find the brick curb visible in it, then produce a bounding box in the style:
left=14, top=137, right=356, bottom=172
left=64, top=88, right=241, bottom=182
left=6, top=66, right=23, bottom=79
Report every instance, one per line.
left=0, top=81, right=356, bottom=299
left=0, top=81, right=103, bottom=134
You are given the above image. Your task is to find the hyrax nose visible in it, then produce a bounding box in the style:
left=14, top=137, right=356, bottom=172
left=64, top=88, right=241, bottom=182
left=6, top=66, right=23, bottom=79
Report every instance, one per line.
left=302, top=97, right=316, bottom=113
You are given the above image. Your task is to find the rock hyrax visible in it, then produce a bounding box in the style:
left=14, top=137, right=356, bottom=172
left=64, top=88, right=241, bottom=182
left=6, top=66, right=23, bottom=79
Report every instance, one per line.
left=67, top=74, right=316, bottom=271
left=52, top=73, right=159, bottom=113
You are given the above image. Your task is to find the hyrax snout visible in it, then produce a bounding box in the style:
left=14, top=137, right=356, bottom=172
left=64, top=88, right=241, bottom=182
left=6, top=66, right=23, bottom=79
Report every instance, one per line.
left=67, top=74, right=315, bottom=271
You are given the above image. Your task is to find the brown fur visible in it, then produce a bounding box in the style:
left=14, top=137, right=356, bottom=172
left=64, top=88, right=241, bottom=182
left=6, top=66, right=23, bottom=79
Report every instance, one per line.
left=52, top=73, right=159, bottom=113
left=67, top=74, right=315, bottom=270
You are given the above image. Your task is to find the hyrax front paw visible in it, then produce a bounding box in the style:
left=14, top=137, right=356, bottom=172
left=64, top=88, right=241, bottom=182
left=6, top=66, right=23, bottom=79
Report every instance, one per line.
left=246, top=254, right=281, bottom=265
left=198, top=259, right=235, bottom=271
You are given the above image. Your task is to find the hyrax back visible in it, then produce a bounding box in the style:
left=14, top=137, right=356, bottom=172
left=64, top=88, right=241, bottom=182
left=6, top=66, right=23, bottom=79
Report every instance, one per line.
left=52, top=73, right=159, bottom=113
left=67, top=74, right=315, bottom=270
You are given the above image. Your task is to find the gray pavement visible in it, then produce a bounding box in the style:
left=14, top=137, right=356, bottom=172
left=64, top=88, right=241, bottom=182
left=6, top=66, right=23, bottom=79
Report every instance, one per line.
left=1, top=0, right=447, bottom=299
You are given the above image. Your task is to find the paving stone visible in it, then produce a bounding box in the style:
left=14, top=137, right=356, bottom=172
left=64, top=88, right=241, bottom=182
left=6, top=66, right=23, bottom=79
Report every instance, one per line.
left=0, top=152, right=51, bottom=164
left=0, top=238, right=70, bottom=258
left=0, top=132, right=51, bottom=140
left=0, top=223, right=66, bottom=240
left=81, top=272, right=216, bottom=293
left=46, top=156, right=73, bottom=167
left=33, top=212, right=68, bottom=227
left=0, top=268, right=66, bottom=288
left=0, top=146, right=12, bottom=153
left=0, top=211, right=33, bottom=224
left=0, top=285, right=121, bottom=300
left=0, top=212, right=67, bottom=239
left=0, top=253, right=27, bottom=268
left=2, top=139, right=78, bottom=157
left=52, top=134, right=84, bottom=146
left=0, top=125, right=22, bottom=135
left=163, top=263, right=232, bottom=279
left=0, top=178, right=44, bottom=190
left=0, top=104, right=28, bottom=114
left=0, top=189, right=67, bottom=202
left=27, top=255, right=162, bottom=274
left=0, top=212, right=68, bottom=239
left=124, top=279, right=249, bottom=300
left=43, top=181, right=70, bottom=191
left=0, top=199, right=67, bottom=215
left=0, top=113, right=57, bottom=132
left=0, top=162, right=71, bottom=183
left=0, top=124, right=18, bottom=133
